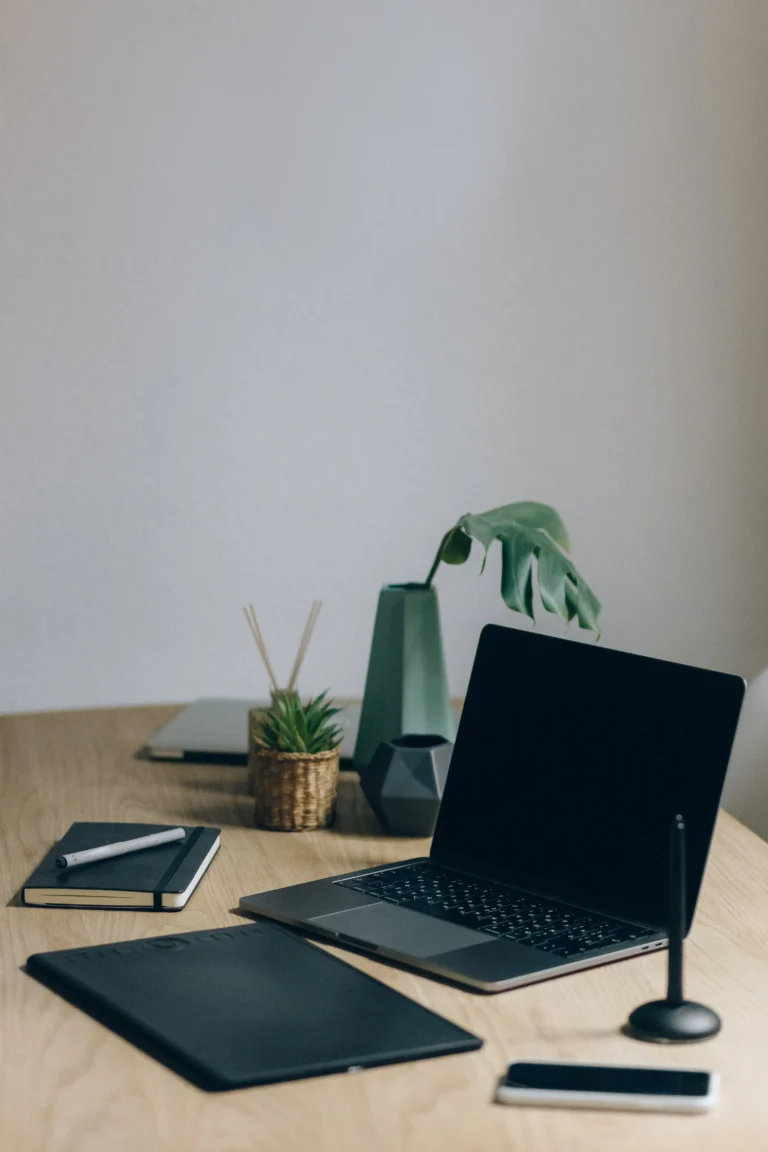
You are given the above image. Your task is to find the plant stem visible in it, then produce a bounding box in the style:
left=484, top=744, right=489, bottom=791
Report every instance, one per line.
left=424, top=538, right=445, bottom=589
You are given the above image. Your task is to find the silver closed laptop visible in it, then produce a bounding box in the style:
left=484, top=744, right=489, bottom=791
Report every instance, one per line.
left=240, top=624, right=745, bottom=992
left=145, top=699, right=461, bottom=764
left=144, top=699, right=363, bottom=762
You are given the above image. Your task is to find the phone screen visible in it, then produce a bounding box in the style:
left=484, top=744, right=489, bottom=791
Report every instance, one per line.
left=505, top=1063, right=710, bottom=1097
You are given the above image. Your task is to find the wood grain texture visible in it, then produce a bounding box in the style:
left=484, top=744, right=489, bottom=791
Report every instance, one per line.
left=2, top=704, right=768, bottom=1152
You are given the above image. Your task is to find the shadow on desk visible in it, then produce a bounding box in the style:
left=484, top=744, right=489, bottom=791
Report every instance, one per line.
left=135, top=747, right=359, bottom=771
left=164, top=773, right=392, bottom=837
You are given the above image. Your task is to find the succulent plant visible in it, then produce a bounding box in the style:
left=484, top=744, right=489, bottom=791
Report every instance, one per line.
left=255, top=691, right=343, bottom=755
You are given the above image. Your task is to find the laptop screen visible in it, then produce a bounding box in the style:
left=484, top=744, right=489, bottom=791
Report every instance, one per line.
left=431, top=625, right=745, bottom=929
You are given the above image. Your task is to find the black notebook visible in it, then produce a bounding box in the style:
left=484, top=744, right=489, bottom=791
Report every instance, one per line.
left=26, top=921, right=482, bottom=1090
left=21, top=823, right=220, bottom=910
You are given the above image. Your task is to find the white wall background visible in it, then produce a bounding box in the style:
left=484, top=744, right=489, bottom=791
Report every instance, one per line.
left=3, top=0, right=768, bottom=719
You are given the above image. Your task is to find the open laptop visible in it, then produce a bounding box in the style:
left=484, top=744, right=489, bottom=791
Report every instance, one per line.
left=240, top=624, right=745, bottom=992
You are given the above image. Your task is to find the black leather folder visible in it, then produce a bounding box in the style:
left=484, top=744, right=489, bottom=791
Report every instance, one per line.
left=27, top=921, right=482, bottom=1090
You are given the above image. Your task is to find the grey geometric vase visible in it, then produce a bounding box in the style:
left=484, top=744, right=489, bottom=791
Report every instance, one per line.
left=360, top=734, right=453, bottom=836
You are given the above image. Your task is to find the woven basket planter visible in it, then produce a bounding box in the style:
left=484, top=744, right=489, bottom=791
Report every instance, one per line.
left=247, top=706, right=269, bottom=794
left=251, top=744, right=340, bottom=831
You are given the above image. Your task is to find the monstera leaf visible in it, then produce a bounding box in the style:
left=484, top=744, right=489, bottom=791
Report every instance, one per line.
left=425, top=502, right=601, bottom=636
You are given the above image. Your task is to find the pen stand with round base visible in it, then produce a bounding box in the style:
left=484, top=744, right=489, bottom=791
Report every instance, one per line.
left=624, top=814, right=721, bottom=1044
left=625, top=1000, right=721, bottom=1045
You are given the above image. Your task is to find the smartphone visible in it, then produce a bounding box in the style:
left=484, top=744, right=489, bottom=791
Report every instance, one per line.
left=496, top=1061, right=718, bottom=1113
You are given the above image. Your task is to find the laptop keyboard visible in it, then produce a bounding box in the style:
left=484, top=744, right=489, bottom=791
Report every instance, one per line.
left=337, top=863, right=650, bottom=959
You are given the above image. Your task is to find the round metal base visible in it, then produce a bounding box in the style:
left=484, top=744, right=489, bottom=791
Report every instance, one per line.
left=623, top=999, right=721, bottom=1044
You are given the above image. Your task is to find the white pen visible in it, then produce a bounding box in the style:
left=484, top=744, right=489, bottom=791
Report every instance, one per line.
left=55, top=827, right=186, bottom=869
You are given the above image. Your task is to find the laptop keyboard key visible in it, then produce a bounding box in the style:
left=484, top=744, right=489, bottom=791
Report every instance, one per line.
left=337, top=865, right=651, bottom=956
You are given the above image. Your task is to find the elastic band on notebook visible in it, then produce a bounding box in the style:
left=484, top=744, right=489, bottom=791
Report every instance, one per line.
left=153, top=826, right=204, bottom=909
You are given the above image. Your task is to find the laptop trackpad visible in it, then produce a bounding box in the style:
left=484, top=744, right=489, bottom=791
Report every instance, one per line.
left=310, top=903, right=487, bottom=958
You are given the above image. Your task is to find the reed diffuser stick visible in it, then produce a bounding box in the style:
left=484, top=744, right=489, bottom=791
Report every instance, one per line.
left=243, top=604, right=279, bottom=692
left=286, top=600, right=322, bottom=693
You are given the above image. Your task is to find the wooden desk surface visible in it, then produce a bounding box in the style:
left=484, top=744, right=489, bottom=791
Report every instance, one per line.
left=2, top=704, right=768, bottom=1152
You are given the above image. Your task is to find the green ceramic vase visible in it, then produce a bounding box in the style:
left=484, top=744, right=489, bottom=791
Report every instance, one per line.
left=353, top=584, right=455, bottom=770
